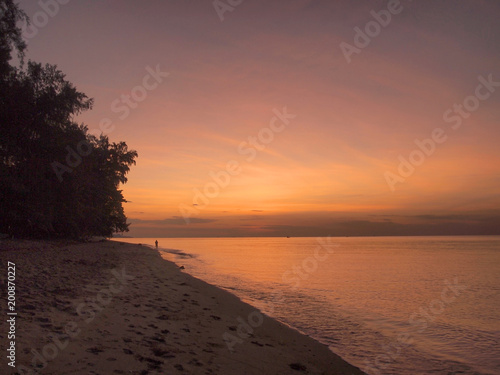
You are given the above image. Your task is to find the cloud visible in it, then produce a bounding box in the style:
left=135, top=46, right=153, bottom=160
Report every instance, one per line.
left=130, top=216, right=217, bottom=225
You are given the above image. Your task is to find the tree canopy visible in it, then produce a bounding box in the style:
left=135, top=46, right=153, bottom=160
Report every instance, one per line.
left=0, top=0, right=137, bottom=239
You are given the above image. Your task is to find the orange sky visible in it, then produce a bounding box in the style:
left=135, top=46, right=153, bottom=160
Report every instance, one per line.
left=18, top=0, right=500, bottom=236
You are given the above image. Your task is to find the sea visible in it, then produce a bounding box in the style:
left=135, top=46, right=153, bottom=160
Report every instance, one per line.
left=115, top=236, right=500, bottom=375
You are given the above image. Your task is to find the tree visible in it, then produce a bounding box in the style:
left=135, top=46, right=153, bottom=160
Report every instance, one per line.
left=0, top=1, right=137, bottom=239
left=0, top=0, right=27, bottom=76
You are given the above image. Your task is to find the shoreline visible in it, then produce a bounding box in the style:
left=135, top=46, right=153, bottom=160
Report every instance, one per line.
left=0, top=239, right=366, bottom=374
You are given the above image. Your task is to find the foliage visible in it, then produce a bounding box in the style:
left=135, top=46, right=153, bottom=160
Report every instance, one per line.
left=0, top=0, right=137, bottom=239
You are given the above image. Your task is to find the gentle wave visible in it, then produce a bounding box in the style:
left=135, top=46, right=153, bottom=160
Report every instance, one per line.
left=116, top=236, right=500, bottom=375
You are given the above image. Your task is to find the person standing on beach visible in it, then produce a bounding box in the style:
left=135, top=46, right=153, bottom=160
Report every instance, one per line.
left=155, top=240, right=158, bottom=248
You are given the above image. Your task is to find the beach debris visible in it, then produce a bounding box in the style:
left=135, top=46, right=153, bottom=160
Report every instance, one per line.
left=179, top=265, right=185, bottom=269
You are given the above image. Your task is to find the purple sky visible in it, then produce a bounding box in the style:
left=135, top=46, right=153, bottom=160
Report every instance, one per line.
left=17, top=0, right=500, bottom=236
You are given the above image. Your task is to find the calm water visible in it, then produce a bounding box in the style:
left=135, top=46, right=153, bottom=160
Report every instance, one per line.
left=116, top=236, right=500, bottom=375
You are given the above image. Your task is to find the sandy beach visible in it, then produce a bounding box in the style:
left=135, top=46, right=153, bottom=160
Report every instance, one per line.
left=0, top=240, right=366, bottom=375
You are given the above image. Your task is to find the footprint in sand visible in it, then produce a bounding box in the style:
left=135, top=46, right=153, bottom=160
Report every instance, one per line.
left=86, top=347, right=105, bottom=355
left=289, top=363, right=307, bottom=371
left=251, top=341, right=264, bottom=347
left=151, top=348, right=175, bottom=359
left=207, top=342, right=224, bottom=349
left=188, top=358, right=203, bottom=367
left=151, top=335, right=166, bottom=343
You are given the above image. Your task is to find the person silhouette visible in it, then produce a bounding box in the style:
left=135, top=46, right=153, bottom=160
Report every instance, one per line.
left=155, top=240, right=158, bottom=248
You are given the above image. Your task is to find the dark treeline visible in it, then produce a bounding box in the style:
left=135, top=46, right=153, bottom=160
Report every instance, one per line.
left=0, top=0, right=137, bottom=239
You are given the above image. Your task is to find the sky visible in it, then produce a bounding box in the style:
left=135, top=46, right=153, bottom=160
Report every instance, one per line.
left=16, top=0, right=500, bottom=237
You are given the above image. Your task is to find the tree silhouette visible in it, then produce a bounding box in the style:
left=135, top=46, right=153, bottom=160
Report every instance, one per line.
left=0, top=0, right=137, bottom=239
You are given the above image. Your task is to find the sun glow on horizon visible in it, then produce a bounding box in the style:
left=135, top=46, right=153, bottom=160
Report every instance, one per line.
left=17, top=0, right=499, bottom=236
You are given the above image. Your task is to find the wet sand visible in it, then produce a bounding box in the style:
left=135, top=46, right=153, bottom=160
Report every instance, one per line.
left=0, top=240, right=366, bottom=374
